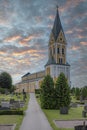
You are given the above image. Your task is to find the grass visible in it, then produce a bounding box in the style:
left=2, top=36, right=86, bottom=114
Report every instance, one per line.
left=0, top=93, right=29, bottom=130
left=36, top=95, right=86, bottom=130
left=0, top=115, right=23, bottom=130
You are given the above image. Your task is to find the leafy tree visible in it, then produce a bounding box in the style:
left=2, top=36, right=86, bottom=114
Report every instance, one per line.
left=70, top=87, right=76, bottom=96
left=55, top=73, right=71, bottom=108
left=10, top=85, right=16, bottom=93
left=40, top=75, right=55, bottom=109
left=81, top=86, right=87, bottom=100
left=75, top=87, right=81, bottom=100
left=0, top=72, right=12, bottom=90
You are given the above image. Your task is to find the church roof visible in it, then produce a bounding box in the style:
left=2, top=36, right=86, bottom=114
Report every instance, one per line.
left=45, top=52, right=56, bottom=66
left=22, top=72, right=30, bottom=78
left=52, top=6, right=65, bottom=41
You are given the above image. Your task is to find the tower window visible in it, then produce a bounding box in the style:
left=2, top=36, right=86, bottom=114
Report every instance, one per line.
left=62, top=48, right=64, bottom=54
left=60, top=38, right=62, bottom=41
left=57, top=48, right=59, bottom=54
left=59, top=58, right=62, bottom=64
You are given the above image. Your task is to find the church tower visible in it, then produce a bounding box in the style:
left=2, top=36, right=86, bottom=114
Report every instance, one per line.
left=45, top=6, right=70, bottom=84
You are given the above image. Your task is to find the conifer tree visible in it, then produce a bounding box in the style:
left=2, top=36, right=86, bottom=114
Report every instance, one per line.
left=55, top=73, right=71, bottom=108
left=40, top=75, right=54, bottom=109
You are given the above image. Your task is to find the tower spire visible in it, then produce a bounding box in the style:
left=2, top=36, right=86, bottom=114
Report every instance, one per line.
left=52, top=5, right=64, bottom=41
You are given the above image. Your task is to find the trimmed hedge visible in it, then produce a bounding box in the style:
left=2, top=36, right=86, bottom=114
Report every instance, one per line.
left=35, top=89, right=41, bottom=94
left=0, top=110, right=24, bottom=115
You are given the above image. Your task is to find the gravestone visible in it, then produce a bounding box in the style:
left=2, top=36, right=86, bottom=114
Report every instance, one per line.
left=10, top=99, right=15, bottom=104
left=82, top=104, right=87, bottom=117
left=70, top=102, right=78, bottom=108
left=19, top=101, right=25, bottom=108
left=11, top=101, right=20, bottom=109
left=1, top=101, right=10, bottom=108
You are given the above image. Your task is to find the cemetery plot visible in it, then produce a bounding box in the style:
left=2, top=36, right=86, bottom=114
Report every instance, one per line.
left=54, top=120, right=87, bottom=128
left=0, top=124, right=16, bottom=130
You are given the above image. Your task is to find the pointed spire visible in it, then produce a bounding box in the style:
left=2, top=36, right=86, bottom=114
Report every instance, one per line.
left=52, top=6, right=64, bottom=41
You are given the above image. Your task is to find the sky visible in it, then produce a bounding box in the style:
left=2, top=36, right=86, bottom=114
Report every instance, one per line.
left=0, top=0, right=87, bottom=87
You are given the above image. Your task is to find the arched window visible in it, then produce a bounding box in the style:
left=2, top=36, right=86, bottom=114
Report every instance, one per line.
left=62, top=48, right=64, bottom=54
left=59, top=58, right=62, bottom=64
left=57, top=48, right=59, bottom=54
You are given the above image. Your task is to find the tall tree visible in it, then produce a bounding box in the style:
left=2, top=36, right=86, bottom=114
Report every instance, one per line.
left=0, top=72, right=12, bottom=90
left=40, top=75, right=54, bottom=109
left=75, top=87, right=81, bottom=100
left=81, top=86, right=87, bottom=100
left=55, top=73, right=71, bottom=108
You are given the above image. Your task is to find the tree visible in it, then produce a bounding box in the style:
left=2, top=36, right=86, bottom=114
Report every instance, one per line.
left=70, top=87, right=76, bottom=96
left=40, top=75, right=55, bottom=109
left=81, top=86, right=87, bottom=100
left=55, top=73, right=71, bottom=108
left=75, top=87, right=81, bottom=100
left=0, top=72, right=12, bottom=90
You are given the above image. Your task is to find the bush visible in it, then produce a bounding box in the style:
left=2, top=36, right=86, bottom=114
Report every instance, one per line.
left=0, top=87, right=5, bottom=94
left=0, top=110, right=24, bottom=115
left=35, top=89, right=41, bottom=94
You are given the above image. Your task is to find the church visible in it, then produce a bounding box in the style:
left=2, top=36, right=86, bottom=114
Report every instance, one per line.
left=15, top=7, right=70, bottom=93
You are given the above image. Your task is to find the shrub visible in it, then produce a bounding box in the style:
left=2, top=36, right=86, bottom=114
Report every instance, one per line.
left=0, top=87, right=5, bottom=94
left=0, top=110, right=24, bottom=115
left=35, top=89, right=41, bottom=94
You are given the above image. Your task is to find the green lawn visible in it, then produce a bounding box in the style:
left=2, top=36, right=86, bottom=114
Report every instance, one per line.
left=0, top=93, right=29, bottom=130
left=36, top=96, right=86, bottom=130
left=0, top=115, right=23, bottom=130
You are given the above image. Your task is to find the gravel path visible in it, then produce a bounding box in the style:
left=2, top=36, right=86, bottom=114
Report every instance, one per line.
left=20, top=93, right=53, bottom=130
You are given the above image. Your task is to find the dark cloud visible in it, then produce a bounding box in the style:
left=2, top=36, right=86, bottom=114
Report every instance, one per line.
left=0, top=0, right=87, bottom=87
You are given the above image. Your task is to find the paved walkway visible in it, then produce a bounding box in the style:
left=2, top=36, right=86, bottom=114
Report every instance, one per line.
left=20, top=93, right=53, bottom=130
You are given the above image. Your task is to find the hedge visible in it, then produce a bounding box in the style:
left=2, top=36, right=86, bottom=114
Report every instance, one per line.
left=35, top=89, right=41, bottom=94
left=0, top=110, right=24, bottom=115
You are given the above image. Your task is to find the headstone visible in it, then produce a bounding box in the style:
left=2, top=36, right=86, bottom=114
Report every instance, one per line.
left=70, top=102, right=78, bottom=108
left=12, top=101, right=20, bottom=109
left=84, top=105, right=87, bottom=112
left=1, top=101, right=10, bottom=108
left=19, top=101, right=25, bottom=108
left=10, top=99, right=15, bottom=104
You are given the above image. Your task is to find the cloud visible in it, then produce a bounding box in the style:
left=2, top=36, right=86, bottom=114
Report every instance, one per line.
left=4, top=35, right=21, bottom=42
left=80, top=42, right=87, bottom=45
left=0, top=0, right=87, bottom=87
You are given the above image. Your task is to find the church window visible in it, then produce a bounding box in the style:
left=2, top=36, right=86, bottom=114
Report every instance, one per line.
left=60, top=38, right=62, bottom=41
left=62, top=48, right=64, bottom=54
left=57, top=48, right=59, bottom=54
left=59, top=58, right=62, bottom=64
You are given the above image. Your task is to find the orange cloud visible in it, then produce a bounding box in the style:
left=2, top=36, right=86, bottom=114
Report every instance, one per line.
left=70, top=45, right=80, bottom=51
left=66, top=30, right=73, bottom=34
left=4, top=35, right=21, bottom=42
left=80, top=42, right=87, bottom=45
left=19, top=34, right=41, bottom=45
left=0, top=51, right=5, bottom=55
left=75, top=28, right=83, bottom=32
left=77, top=34, right=85, bottom=39
left=48, top=15, right=55, bottom=20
